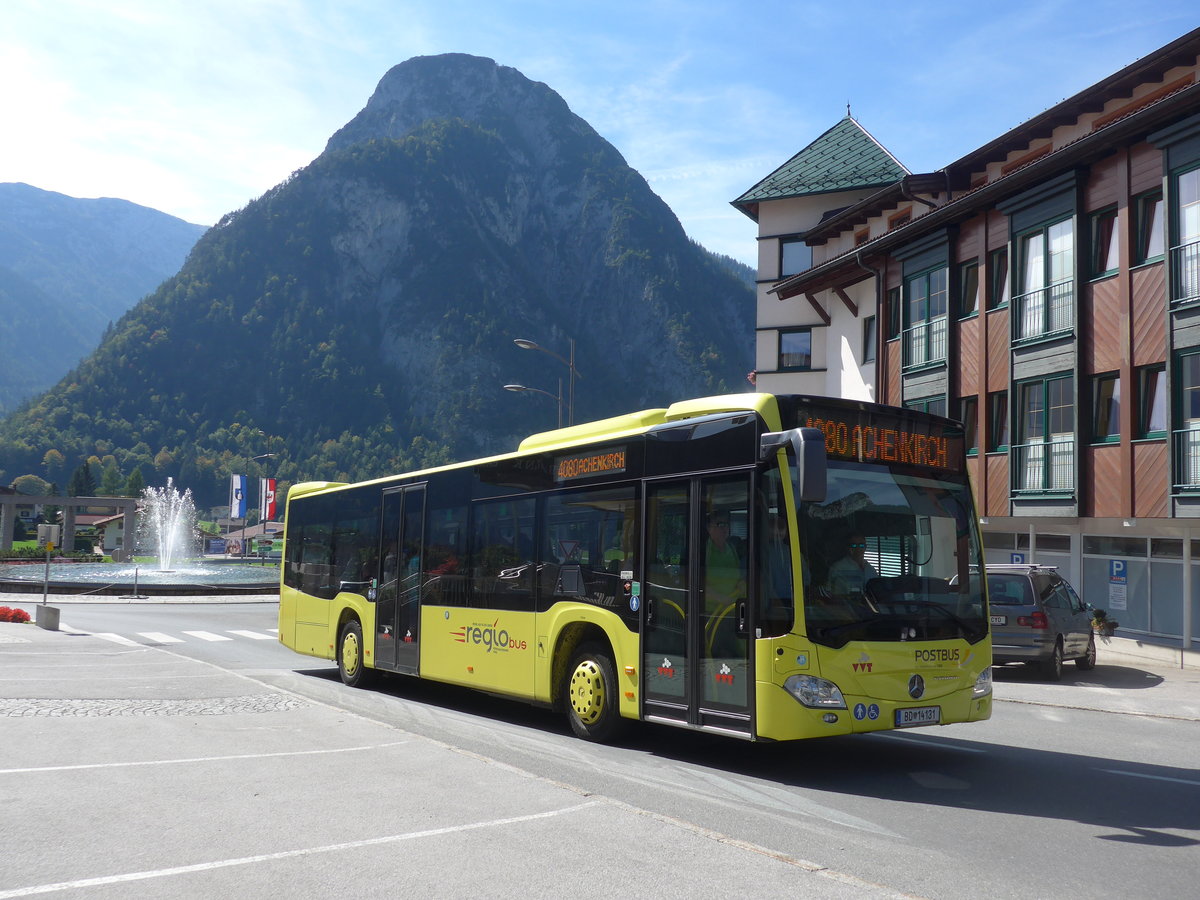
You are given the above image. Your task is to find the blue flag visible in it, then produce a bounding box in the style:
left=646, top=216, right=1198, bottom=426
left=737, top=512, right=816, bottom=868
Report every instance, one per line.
left=230, top=474, right=247, bottom=519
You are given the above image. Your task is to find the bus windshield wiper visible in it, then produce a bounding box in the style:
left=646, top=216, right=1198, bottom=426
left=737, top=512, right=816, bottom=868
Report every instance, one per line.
left=902, top=601, right=981, bottom=635
left=813, top=615, right=879, bottom=638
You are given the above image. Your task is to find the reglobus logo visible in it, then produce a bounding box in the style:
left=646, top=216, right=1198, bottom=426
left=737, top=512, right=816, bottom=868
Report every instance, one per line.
left=450, top=619, right=527, bottom=653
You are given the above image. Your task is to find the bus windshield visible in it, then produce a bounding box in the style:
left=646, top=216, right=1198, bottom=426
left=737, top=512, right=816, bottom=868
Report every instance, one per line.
left=795, top=459, right=986, bottom=649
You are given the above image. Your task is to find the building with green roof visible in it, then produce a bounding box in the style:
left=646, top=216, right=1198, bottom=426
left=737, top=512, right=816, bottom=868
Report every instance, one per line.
left=732, top=116, right=908, bottom=400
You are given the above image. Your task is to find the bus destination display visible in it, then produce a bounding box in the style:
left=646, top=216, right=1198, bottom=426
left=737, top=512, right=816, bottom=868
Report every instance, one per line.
left=802, top=413, right=963, bottom=473
left=554, top=447, right=628, bottom=482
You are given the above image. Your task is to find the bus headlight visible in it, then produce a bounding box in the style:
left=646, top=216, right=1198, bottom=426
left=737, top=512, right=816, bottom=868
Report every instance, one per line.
left=973, top=667, right=993, bottom=697
left=784, top=674, right=847, bottom=709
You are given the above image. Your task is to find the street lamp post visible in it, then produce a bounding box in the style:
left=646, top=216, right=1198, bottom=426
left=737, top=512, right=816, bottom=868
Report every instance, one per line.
left=514, top=338, right=581, bottom=425
left=504, top=381, right=563, bottom=429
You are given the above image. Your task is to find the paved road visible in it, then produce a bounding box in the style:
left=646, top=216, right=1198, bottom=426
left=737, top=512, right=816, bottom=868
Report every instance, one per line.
left=2, top=599, right=1198, bottom=898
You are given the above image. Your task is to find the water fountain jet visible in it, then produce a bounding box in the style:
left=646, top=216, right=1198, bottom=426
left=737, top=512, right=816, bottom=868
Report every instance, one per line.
left=0, top=480, right=278, bottom=596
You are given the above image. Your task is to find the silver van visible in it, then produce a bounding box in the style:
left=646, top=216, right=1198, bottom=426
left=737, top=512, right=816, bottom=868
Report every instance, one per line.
left=981, top=564, right=1096, bottom=680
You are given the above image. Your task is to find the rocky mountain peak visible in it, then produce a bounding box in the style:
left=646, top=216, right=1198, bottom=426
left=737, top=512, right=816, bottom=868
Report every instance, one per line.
left=325, top=54, right=605, bottom=166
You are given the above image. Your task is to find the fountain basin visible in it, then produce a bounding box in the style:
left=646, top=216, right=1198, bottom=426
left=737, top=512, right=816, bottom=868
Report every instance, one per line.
left=0, top=560, right=279, bottom=596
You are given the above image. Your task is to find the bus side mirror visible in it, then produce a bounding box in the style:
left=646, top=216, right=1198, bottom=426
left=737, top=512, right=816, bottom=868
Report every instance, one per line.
left=760, top=427, right=827, bottom=503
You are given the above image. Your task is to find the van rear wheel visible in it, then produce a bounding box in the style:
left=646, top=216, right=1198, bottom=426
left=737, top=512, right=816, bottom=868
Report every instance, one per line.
left=1039, top=640, right=1063, bottom=681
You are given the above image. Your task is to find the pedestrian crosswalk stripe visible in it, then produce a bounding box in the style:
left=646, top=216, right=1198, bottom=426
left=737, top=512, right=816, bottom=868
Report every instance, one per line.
left=91, top=633, right=141, bottom=646
left=138, top=632, right=185, bottom=644
left=58, top=626, right=278, bottom=645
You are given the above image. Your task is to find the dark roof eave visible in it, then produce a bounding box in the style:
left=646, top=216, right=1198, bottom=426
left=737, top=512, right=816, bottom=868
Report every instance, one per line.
left=800, top=173, right=949, bottom=243
left=731, top=178, right=904, bottom=210
left=771, top=81, right=1200, bottom=301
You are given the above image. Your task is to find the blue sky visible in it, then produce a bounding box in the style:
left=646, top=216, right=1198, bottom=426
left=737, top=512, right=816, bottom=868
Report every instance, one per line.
left=3, top=1, right=1197, bottom=265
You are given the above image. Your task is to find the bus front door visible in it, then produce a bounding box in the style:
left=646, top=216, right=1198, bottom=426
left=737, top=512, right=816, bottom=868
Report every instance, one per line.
left=375, top=485, right=425, bottom=674
left=642, top=475, right=753, bottom=736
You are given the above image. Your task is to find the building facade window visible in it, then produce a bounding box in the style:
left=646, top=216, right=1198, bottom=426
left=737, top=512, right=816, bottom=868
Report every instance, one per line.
left=903, top=266, right=948, bottom=369
left=1171, top=167, right=1200, bottom=304
left=905, top=396, right=947, bottom=418
left=960, top=395, right=979, bottom=455
left=988, top=391, right=1009, bottom=451
left=1136, top=190, right=1165, bottom=264
left=778, top=328, right=813, bottom=370
left=988, top=247, right=1009, bottom=309
left=780, top=236, right=812, bottom=278
left=1013, top=218, right=1074, bottom=341
left=1013, top=374, right=1074, bottom=493
left=886, top=287, right=901, bottom=340
left=1138, top=364, right=1167, bottom=439
left=958, top=260, right=979, bottom=317
left=1090, top=207, right=1120, bottom=277
left=1175, top=351, right=1200, bottom=490
left=862, top=315, right=876, bottom=363
left=1092, top=372, right=1121, bottom=443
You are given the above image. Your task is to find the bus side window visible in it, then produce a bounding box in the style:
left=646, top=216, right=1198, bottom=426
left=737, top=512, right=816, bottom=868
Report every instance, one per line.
left=543, top=486, right=638, bottom=611
left=471, top=498, right=536, bottom=612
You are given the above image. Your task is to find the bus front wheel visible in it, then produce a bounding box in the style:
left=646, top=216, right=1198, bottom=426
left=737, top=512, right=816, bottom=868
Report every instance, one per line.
left=338, top=620, right=371, bottom=688
left=565, top=643, right=624, bottom=742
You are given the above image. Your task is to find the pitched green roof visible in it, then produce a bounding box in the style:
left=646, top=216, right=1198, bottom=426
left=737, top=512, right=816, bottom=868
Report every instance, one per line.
left=733, top=117, right=909, bottom=210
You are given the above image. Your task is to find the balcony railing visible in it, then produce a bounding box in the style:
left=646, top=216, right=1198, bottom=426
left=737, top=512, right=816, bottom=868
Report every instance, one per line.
left=1172, top=427, right=1200, bottom=491
left=902, top=315, right=947, bottom=370
left=1011, top=279, right=1073, bottom=342
left=1171, top=239, right=1200, bottom=306
left=1011, top=437, right=1075, bottom=494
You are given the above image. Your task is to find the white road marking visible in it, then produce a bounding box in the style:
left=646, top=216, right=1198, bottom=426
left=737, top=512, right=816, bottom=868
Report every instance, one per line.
left=227, top=630, right=275, bottom=640
left=181, top=631, right=233, bottom=642
left=0, top=802, right=601, bottom=899
left=89, top=633, right=141, bottom=646
left=0, top=741, right=410, bottom=776
left=137, top=632, right=184, bottom=644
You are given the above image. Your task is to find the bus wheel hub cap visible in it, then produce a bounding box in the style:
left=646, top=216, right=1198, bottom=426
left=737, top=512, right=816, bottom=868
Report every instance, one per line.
left=570, top=661, right=604, bottom=723
left=343, top=634, right=359, bottom=674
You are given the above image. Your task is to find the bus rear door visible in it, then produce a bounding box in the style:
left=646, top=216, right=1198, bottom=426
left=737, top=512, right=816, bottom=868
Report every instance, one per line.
left=375, top=485, right=425, bottom=674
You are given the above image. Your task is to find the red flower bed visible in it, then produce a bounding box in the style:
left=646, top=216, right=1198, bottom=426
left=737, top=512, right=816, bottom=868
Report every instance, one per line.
left=0, top=606, right=32, bottom=623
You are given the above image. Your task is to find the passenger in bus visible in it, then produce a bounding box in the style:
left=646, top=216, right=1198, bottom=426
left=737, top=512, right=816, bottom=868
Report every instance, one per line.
left=703, top=512, right=747, bottom=654
left=828, top=535, right=878, bottom=599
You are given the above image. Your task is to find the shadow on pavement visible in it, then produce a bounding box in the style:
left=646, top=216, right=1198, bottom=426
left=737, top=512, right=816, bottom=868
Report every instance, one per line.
left=991, top=662, right=1165, bottom=690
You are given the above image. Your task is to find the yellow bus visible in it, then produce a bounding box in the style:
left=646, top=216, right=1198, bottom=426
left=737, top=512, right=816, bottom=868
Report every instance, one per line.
left=279, top=393, right=992, bottom=742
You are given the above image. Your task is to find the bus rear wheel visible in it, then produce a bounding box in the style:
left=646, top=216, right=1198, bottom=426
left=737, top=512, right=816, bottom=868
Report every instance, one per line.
left=338, top=620, right=371, bottom=688
left=565, top=643, right=624, bottom=742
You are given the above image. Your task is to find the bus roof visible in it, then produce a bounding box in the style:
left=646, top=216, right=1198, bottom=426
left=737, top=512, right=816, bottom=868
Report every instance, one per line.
left=291, top=393, right=782, bottom=500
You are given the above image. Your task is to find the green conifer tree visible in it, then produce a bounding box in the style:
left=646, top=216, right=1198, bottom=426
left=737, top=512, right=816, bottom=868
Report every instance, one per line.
left=67, top=463, right=97, bottom=497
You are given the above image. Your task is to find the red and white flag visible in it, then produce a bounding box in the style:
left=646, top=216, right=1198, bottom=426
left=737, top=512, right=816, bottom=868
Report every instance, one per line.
left=259, top=478, right=276, bottom=521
